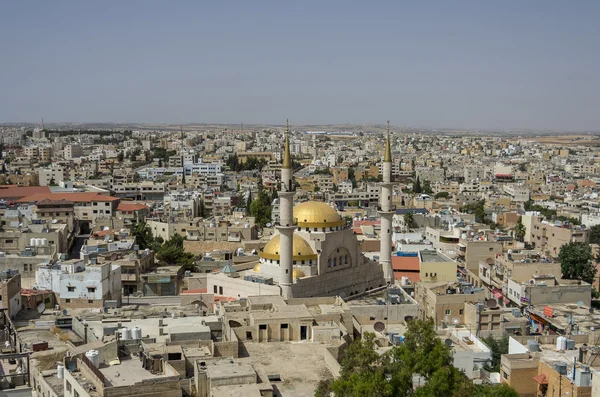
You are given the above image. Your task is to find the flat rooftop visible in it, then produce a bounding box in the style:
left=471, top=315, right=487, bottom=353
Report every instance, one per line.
left=100, top=355, right=172, bottom=387
left=86, top=315, right=218, bottom=343
left=420, top=250, right=453, bottom=263
left=238, top=342, right=335, bottom=397
left=348, top=288, right=414, bottom=306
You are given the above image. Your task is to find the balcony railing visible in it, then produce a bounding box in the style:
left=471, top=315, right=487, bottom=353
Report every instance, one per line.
left=377, top=204, right=397, bottom=212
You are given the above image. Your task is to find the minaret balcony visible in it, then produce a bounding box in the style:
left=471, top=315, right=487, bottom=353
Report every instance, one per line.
left=276, top=217, right=298, bottom=227
left=377, top=204, right=397, bottom=212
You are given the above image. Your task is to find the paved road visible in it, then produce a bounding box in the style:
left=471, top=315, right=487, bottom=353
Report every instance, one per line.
left=124, top=296, right=181, bottom=306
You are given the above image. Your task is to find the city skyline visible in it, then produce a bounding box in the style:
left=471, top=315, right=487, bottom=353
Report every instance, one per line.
left=2, top=1, right=600, bottom=131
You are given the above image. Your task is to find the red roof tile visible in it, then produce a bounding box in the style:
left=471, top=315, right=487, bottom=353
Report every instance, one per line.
left=17, top=192, right=119, bottom=203
left=392, top=255, right=420, bottom=271
left=0, top=186, right=51, bottom=199
left=117, top=203, right=149, bottom=211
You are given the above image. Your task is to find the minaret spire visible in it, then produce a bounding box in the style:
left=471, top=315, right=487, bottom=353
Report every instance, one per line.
left=282, top=119, right=292, bottom=169
left=384, top=120, right=392, bottom=163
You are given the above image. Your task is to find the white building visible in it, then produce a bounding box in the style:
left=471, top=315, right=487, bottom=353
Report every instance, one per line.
left=35, top=259, right=121, bottom=308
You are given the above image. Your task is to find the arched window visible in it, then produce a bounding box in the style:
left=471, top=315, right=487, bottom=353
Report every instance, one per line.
left=327, top=258, right=331, bottom=267
left=333, top=258, right=337, bottom=266
left=345, top=255, right=349, bottom=264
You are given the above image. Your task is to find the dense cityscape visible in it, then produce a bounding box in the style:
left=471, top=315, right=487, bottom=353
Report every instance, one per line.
left=0, top=121, right=598, bottom=396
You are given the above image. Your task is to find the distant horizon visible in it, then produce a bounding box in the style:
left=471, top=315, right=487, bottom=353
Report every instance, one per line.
left=2, top=120, right=599, bottom=134
left=2, top=2, right=600, bottom=131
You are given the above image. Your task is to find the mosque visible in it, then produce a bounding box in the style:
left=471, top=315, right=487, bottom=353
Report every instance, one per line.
left=248, top=121, right=393, bottom=299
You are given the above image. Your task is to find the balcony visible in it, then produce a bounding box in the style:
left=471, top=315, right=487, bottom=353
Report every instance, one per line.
left=377, top=204, right=397, bottom=212
left=274, top=217, right=298, bottom=228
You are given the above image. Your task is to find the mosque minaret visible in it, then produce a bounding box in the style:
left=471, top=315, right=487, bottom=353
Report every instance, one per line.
left=379, top=121, right=394, bottom=283
left=277, top=120, right=296, bottom=299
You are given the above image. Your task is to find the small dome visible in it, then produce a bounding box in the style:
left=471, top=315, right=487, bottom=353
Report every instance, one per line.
left=293, top=269, right=305, bottom=279
left=294, top=201, right=344, bottom=228
left=260, top=233, right=317, bottom=261
left=253, top=263, right=260, bottom=272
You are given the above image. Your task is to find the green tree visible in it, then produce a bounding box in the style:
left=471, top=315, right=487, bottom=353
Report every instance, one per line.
left=481, top=335, right=509, bottom=372
left=156, top=234, right=196, bottom=269
left=246, top=192, right=252, bottom=212
left=515, top=216, right=526, bottom=242
left=117, top=152, right=124, bottom=162
left=413, top=176, right=422, bottom=193
left=323, top=319, right=519, bottom=397
left=404, top=212, right=414, bottom=229
left=434, top=191, right=449, bottom=199
left=132, top=222, right=154, bottom=250
left=249, top=190, right=272, bottom=227
left=589, top=224, right=600, bottom=244
left=558, top=242, right=597, bottom=284
left=422, top=179, right=433, bottom=195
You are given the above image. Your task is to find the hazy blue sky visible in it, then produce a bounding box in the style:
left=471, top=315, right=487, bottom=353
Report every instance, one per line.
left=2, top=1, right=600, bottom=130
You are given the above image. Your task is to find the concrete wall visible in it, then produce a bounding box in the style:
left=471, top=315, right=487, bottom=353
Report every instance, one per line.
left=213, top=340, right=238, bottom=358
left=71, top=317, right=99, bottom=343
left=529, top=283, right=591, bottom=306
left=324, top=347, right=341, bottom=378
left=349, top=303, right=419, bottom=323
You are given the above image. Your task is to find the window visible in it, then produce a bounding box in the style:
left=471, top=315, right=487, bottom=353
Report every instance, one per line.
left=502, top=371, right=508, bottom=380
left=445, top=309, right=451, bottom=315
left=213, top=285, right=218, bottom=293
left=74, top=391, right=80, bottom=397
left=88, top=300, right=93, bottom=304
left=67, top=286, right=75, bottom=292
left=219, top=286, right=223, bottom=295
left=66, top=299, right=71, bottom=303
left=66, top=381, right=72, bottom=392
left=259, top=324, right=267, bottom=330
left=459, top=309, right=464, bottom=315
left=87, top=287, right=96, bottom=293
left=5, top=240, right=13, bottom=244
left=281, top=323, right=289, bottom=329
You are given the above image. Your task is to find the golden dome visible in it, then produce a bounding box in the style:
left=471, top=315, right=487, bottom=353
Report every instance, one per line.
left=294, top=201, right=344, bottom=228
left=260, top=233, right=318, bottom=261
left=293, top=269, right=305, bottom=279
left=253, top=263, right=260, bottom=272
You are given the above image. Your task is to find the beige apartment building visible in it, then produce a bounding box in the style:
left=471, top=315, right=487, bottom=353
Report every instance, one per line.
left=530, top=218, right=590, bottom=257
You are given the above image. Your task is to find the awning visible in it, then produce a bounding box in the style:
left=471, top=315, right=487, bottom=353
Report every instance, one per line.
left=533, top=373, right=548, bottom=385
left=493, top=290, right=503, bottom=299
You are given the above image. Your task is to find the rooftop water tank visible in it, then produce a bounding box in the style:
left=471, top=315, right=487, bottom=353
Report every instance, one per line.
left=132, top=326, right=142, bottom=340
left=57, top=364, right=64, bottom=379
left=120, top=328, right=131, bottom=341
left=85, top=350, right=100, bottom=368
left=527, top=340, right=540, bottom=352
left=556, top=336, right=567, bottom=351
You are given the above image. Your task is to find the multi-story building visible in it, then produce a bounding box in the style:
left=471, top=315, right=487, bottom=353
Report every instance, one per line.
left=39, top=165, right=68, bottom=186
left=530, top=218, right=590, bottom=257
left=64, top=144, right=83, bottom=159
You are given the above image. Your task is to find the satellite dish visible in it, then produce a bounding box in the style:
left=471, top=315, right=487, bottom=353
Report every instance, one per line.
left=451, top=317, right=460, bottom=325
left=62, top=309, right=68, bottom=316
left=486, top=298, right=498, bottom=308
left=577, top=301, right=584, bottom=308
left=266, top=223, right=272, bottom=227
left=37, top=303, right=46, bottom=314
left=444, top=338, right=453, bottom=346
left=373, top=322, right=385, bottom=332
